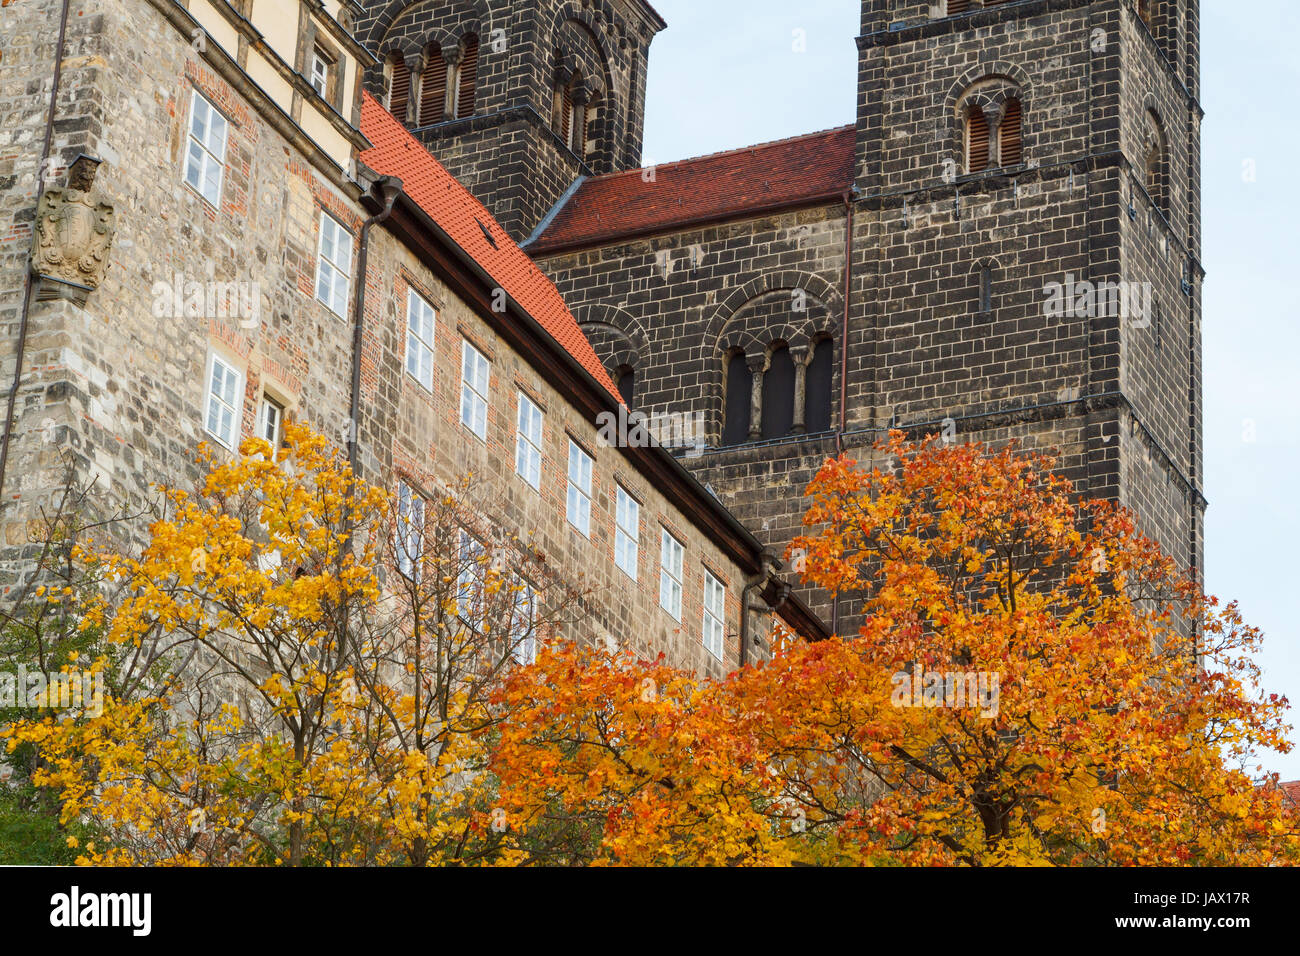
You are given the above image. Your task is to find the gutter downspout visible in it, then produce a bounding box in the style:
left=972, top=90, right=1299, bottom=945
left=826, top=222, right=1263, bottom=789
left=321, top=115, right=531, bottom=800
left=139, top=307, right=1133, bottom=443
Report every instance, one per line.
left=832, top=188, right=855, bottom=637
left=0, top=0, right=73, bottom=508
left=345, top=174, right=403, bottom=480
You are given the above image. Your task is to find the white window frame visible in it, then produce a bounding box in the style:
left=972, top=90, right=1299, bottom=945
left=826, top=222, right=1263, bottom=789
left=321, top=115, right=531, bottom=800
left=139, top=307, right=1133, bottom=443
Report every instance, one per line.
left=703, top=570, right=726, bottom=661
left=515, top=393, right=543, bottom=490
left=395, top=481, right=425, bottom=580
left=659, top=529, right=684, bottom=621
left=510, top=578, right=538, bottom=666
left=315, top=211, right=353, bottom=318
left=615, top=486, right=639, bottom=581
left=405, top=289, right=436, bottom=392
left=257, top=395, right=284, bottom=451
left=204, top=352, right=243, bottom=451
left=309, top=48, right=331, bottom=99
left=566, top=439, right=593, bottom=537
left=183, top=89, right=228, bottom=207
left=460, top=340, right=490, bottom=440
left=457, top=528, right=486, bottom=619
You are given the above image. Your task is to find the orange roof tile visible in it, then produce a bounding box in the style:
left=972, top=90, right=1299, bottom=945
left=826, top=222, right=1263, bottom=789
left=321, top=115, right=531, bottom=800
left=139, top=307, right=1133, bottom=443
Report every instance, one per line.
left=527, top=125, right=857, bottom=254
left=358, top=93, right=620, bottom=402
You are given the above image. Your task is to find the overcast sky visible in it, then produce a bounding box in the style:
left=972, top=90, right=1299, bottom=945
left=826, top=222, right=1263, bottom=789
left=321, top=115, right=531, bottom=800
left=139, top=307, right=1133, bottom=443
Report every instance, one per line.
left=641, top=0, right=1300, bottom=780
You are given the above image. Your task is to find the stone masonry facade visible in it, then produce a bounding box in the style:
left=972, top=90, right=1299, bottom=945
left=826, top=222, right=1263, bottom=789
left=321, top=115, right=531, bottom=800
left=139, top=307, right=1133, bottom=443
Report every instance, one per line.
left=0, top=0, right=811, bottom=674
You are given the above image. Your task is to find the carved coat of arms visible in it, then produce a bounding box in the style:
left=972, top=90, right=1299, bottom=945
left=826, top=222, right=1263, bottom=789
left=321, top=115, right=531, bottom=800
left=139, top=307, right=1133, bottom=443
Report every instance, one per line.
left=31, top=156, right=115, bottom=293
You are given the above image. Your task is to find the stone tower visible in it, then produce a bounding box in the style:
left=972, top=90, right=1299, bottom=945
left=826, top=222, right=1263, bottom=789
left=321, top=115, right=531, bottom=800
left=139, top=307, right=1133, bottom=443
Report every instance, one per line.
left=355, top=0, right=666, bottom=242
left=526, top=0, right=1205, bottom=632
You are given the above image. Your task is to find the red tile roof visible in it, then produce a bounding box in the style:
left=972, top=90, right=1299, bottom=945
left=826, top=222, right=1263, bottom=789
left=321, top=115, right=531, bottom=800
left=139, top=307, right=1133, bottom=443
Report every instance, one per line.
left=358, top=93, right=621, bottom=402
left=527, top=125, right=856, bottom=255
left=1279, top=780, right=1300, bottom=808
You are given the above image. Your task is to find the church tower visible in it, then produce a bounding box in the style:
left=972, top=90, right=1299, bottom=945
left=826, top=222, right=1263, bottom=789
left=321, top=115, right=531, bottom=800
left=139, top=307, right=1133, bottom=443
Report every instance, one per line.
left=527, top=0, right=1205, bottom=633
left=355, top=0, right=665, bottom=241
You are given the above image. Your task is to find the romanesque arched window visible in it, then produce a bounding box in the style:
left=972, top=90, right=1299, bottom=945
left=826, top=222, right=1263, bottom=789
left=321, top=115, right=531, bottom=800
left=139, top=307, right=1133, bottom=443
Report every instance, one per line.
left=999, top=97, right=1023, bottom=166
left=966, top=105, right=990, bottom=173
left=387, top=52, right=411, bottom=124
left=454, top=34, right=479, bottom=118
left=959, top=76, right=1023, bottom=174
left=761, top=346, right=795, bottom=441
left=723, top=353, right=752, bottom=446
left=554, top=71, right=597, bottom=156
left=615, top=364, right=636, bottom=409
left=419, top=45, right=447, bottom=126
left=805, top=338, right=834, bottom=435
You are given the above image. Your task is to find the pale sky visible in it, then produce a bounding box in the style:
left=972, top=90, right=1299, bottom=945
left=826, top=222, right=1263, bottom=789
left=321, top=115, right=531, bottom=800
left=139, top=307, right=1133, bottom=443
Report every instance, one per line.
left=640, top=0, right=1300, bottom=780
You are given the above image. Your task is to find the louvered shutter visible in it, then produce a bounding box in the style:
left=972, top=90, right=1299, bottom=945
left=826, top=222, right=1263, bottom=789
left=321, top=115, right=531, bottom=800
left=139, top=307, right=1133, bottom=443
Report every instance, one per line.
left=967, top=108, right=989, bottom=173
left=389, top=55, right=410, bottom=123
left=419, top=48, right=446, bottom=126
left=457, top=35, right=479, bottom=118
left=560, top=82, right=573, bottom=145
left=999, top=98, right=1022, bottom=166
left=947, top=0, right=971, bottom=13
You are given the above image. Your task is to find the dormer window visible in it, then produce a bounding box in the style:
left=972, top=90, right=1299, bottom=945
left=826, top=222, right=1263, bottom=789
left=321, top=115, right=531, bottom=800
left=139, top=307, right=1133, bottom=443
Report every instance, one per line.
left=309, top=48, right=332, bottom=99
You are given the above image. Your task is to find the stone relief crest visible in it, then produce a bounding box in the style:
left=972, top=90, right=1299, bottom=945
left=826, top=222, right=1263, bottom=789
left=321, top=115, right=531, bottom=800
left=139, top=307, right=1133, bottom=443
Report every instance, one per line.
left=31, top=155, right=115, bottom=303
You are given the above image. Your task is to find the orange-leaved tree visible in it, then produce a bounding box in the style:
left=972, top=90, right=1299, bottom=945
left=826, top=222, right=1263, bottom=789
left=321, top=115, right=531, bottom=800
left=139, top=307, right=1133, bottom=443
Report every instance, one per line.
left=489, top=433, right=1299, bottom=865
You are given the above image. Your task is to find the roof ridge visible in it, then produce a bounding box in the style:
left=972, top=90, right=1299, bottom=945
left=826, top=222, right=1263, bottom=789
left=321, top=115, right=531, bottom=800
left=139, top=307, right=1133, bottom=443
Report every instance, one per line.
left=589, top=124, right=856, bottom=183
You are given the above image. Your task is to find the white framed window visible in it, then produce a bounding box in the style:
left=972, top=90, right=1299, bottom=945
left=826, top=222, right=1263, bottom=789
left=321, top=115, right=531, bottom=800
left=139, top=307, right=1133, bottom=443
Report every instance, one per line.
left=315, top=211, right=353, bottom=318
left=405, top=289, right=436, bottom=391
left=615, top=486, right=639, bottom=581
left=204, top=353, right=243, bottom=450
left=395, top=481, right=425, bottom=580
left=659, top=529, right=684, bottom=621
left=703, top=570, right=726, bottom=661
left=460, top=340, right=489, bottom=440
left=183, top=90, right=228, bottom=207
left=309, top=49, right=331, bottom=98
left=457, top=528, right=486, bottom=617
left=566, top=439, right=592, bottom=537
left=257, top=396, right=284, bottom=451
left=515, top=393, right=543, bottom=490
left=510, top=578, right=538, bottom=665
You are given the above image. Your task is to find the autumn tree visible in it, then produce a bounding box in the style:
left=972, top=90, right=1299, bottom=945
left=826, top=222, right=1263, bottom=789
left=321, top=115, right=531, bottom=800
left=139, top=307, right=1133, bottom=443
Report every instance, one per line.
left=490, top=434, right=1299, bottom=866
left=5, top=424, right=588, bottom=866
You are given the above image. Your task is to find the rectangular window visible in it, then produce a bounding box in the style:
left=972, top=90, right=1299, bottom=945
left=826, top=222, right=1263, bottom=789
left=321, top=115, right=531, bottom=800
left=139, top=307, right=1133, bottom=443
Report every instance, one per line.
left=515, top=393, right=543, bottom=490
left=566, top=440, right=592, bottom=536
left=204, top=353, right=242, bottom=450
left=405, top=289, right=436, bottom=391
left=703, top=571, right=726, bottom=661
left=258, top=396, right=284, bottom=450
left=659, top=529, right=684, bottom=621
left=615, top=486, right=639, bottom=581
left=309, top=49, right=331, bottom=99
left=183, top=90, right=228, bottom=207
left=395, top=482, right=425, bottom=580
left=315, top=211, right=353, bottom=318
left=510, top=578, right=537, bottom=666
left=460, top=340, right=489, bottom=440
left=457, top=528, right=486, bottom=617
